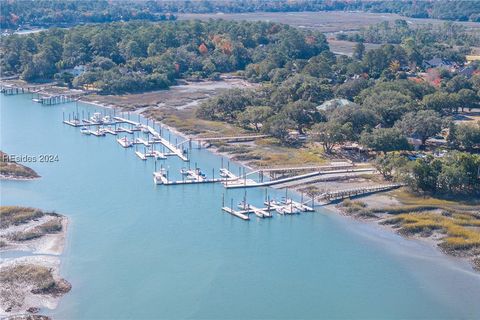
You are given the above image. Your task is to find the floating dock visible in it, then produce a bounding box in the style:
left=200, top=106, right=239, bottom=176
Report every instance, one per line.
left=117, top=137, right=133, bottom=148
left=153, top=168, right=224, bottom=185
left=282, top=198, right=314, bottom=212
left=238, top=202, right=272, bottom=218
left=221, top=207, right=250, bottom=220
left=114, top=117, right=188, bottom=161
left=135, top=151, right=147, bottom=160
left=221, top=197, right=310, bottom=220
left=264, top=199, right=299, bottom=214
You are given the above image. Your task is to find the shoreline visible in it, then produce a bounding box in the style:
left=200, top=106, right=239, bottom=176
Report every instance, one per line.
left=0, top=175, right=39, bottom=181
left=0, top=208, right=71, bottom=317
left=326, top=200, right=480, bottom=272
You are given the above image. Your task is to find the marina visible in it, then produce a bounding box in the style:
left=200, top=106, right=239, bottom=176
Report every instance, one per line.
left=59, top=107, right=401, bottom=220
left=2, top=93, right=480, bottom=320
left=63, top=112, right=189, bottom=162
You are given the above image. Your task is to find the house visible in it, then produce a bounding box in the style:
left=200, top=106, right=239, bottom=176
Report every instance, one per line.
left=422, top=57, right=453, bottom=69
left=458, top=65, right=475, bottom=77
left=64, top=65, right=86, bottom=77
left=316, top=98, right=356, bottom=111
left=466, top=55, right=480, bottom=63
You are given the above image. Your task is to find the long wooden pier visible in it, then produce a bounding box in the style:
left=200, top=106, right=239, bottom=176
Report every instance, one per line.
left=224, top=168, right=375, bottom=189
left=244, top=163, right=354, bottom=176
left=316, top=184, right=404, bottom=204
left=0, top=84, right=52, bottom=95
left=35, top=94, right=83, bottom=105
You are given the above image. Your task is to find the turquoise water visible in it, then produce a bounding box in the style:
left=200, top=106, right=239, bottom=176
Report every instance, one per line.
left=1, top=94, right=480, bottom=319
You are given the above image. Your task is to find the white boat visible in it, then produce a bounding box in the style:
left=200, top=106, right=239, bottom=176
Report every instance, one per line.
left=117, top=136, right=132, bottom=147
left=153, top=168, right=167, bottom=184
left=90, top=112, right=102, bottom=123
left=92, top=128, right=106, bottom=136
left=80, top=127, right=91, bottom=135
left=102, top=115, right=112, bottom=124
left=32, top=98, right=41, bottom=103
left=153, top=151, right=166, bottom=160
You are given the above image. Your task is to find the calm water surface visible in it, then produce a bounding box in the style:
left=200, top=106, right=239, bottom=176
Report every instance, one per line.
left=1, top=94, right=479, bottom=319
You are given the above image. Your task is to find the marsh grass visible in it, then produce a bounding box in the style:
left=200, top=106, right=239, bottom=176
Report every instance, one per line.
left=0, top=207, right=48, bottom=228
left=340, top=199, right=377, bottom=217
left=0, top=264, right=55, bottom=292
left=0, top=151, right=39, bottom=179
left=383, top=212, right=480, bottom=251
left=9, top=218, right=63, bottom=242
left=392, top=189, right=480, bottom=208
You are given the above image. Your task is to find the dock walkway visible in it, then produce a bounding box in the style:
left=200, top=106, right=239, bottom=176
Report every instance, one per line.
left=316, top=184, right=404, bottom=204
left=225, top=168, right=374, bottom=189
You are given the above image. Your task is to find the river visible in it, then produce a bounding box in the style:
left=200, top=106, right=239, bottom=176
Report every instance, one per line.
left=1, top=94, right=479, bottom=319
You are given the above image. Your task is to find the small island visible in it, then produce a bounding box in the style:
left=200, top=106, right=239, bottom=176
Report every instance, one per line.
left=0, top=151, right=39, bottom=180
left=0, top=206, right=70, bottom=318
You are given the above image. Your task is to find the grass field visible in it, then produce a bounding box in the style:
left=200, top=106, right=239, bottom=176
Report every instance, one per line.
left=178, top=11, right=480, bottom=34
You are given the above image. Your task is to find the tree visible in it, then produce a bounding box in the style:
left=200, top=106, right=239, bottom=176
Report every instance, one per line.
left=270, top=74, right=333, bottom=107
left=263, top=115, right=296, bottom=145
left=457, top=88, right=478, bottom=112
left=456, top=121, right=480, bottom=152
left=447, top=120, right=459, bottom=149
left=328, top=104, right=379, bottom=137
left=410, top=156, right=442, bottom=193
left=362, top=90, right=414, bottom=126
left=422, top=92, right=457, bottom=114
left=237, top=106, right=272, bottom=131
left=374, top=152, right=409, bottom=180
left=196, top=89, right=253, bottom=121
left=334, top=78, right=371, bottom=100
left=360, top=128, right=410, bottom=153
left=436, top=152, right=480, bottom=196
left=353, top=42, right=365, bottom=60
left=310, top=121, right=352, bottom=153
left=395, top=110, right=443, bottom=146
left=281, top=100, right=319, bottom=134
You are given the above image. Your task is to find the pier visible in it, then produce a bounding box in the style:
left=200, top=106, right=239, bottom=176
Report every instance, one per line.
left=1, top=84, right=52, bottom=95
left=221, top=207, right=250, bottom=220
left=34, top=94, right=83, bottom=105
left=192, top=134, right=270, bottom=148
left=222, top=198, right=312, bottom=220
left=315, top=184, right=404, bottom=204
left=153, top=166, right=226, bottom=185
left=114, top=117, right=188, bottom=161
left=224, top=167, right=375, bottom=189
left=64, top=114, right=189, bottom=162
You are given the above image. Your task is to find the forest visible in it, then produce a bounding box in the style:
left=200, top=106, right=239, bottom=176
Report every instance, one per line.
left=1, top=0, right=479, bottom=30
left=0, top=19, right=328, bottom=93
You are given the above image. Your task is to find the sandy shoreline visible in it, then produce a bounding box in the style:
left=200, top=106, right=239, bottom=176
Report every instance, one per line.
left=325, top=198, right=480, bottom=273
left=0, top=210, right=70, bottom=317
left=0, top=175, right=38, bottom=181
